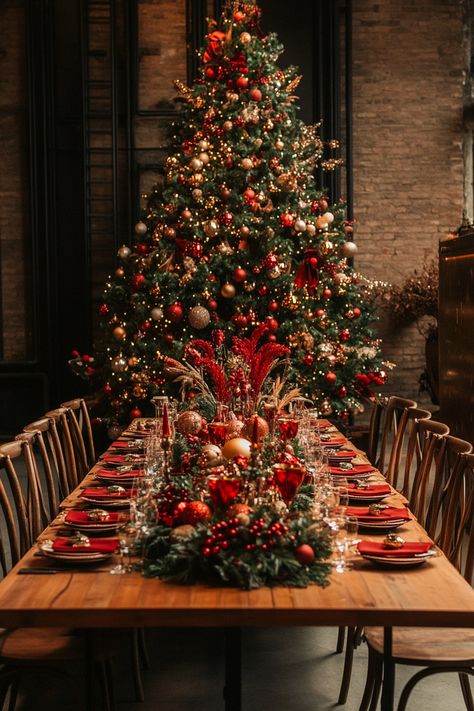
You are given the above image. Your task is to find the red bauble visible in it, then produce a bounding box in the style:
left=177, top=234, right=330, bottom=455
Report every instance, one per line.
left=264, top=253, right=279, bottom=269
left=167, top=303, right=183, bottom=323
left=131, top=274, right=145, bottom=290
left=219, top=211, right=234, bottom=226
left=268, top=300, right=278, bottom=312
left=295, top=544, right=315, bottom=566
left=339, top=329, right=350, bottom=342
left=322, top=288, right=333, bottom=299
left=309, top=256, right=318, bottom=268
left=221, top=186, right=231, bottom=200
left=164, top=333, right=174, bottom=343
left=233, top=313, right=248, bottom=328
left=141, top=320, right=151, bottom=332
left=353, top=307, right=362, bottom=318
left=319, top=198, right=329, bottom=211
left=315, top=309, right=326, bottom=318
left=249, top=88, right=262, bottom=102
left=243, top=188, right=256, bottom=202
left=337, top=385, right=347, bottom=398
left=303, top=354, right=314, bottom=366
left=266, top=317, right=278, bottom=332
left=205, top=67, right=216, bottom=80
left=310, top=200, right=320, bottom=214
left=279, top=213, right=294, bottom=228
left=257, top=285, right=268, bottom=296
left=325, top=372, right=337, bottom=384
left=233, top=10, right=245, bottom=22
left=130, top=408, right=142, bottom=420
left=233, top=267, right=247, bottom=282
left=236, top=76, right=249, bottom=90
left=267, top=334, right=277, bottom=342
left=99, top=304, right=109, bottom=315
left=181, top=501, right=212, bottom=526
left=208, top=299, right=218, bottom=311
left=136, top=244, right=148, bottom=255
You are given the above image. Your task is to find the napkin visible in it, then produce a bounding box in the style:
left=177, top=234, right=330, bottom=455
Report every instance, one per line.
left=357, top=541, right=432, bottom=557
left=330, top=464, right=375, bottom=475
left=110, top=440, right=144, bottom=450
left=95, top=468, right=145, bottom=479
left=80, top=487, right=134, bottom=500
left=64, top=510, right=122, bottom=525
left=100, top=454, right=145, bottom=465
left=320, top=437, right=348, bottom=447
left=52, top=537, right=119, bottom=554
left=327, top=450, right=356, bottom=459
left=347, top=483, right=392, bottom=496
left=346, top=505, right=410, bottom=521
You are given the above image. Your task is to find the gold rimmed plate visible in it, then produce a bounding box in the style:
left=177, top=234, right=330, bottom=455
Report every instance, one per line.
left=360, top=551, right=436, bottom=567
left=38, top=540, right=114, bottom=564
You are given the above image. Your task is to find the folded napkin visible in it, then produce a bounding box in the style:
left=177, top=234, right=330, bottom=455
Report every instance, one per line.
left=327, top=450, right=356, bottom=459
left=320, top=437, right=348, bottom=447
left=96, top=468, right=144, bottom=479
left=64, top=510, right=122, bottom=525
left=330, top=464, right=375, bottom=475
left=81, top=487, right=134, bottom=500
left=347, top=483, right=392, bottom=496
left=110, top=440, right=144, bottom=449
left=357, top=541, right=433, bottom=557
left=100, top=454, right=145, bottom=465
left=318, top=419, right=333, bottom=430
left=346, top=505, right=410, bottom=521
left=52, top=537, right=119, bottom=554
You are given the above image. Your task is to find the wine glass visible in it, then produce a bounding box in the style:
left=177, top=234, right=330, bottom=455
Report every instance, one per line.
left=110, top=512, right=134, bottom=575
left=330, top=515, right=359, bottom=573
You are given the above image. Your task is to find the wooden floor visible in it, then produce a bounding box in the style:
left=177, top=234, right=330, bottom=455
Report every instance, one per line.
left=12, top=626, right=466, bottom=710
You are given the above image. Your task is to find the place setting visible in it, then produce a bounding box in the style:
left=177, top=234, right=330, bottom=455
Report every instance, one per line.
left=345, top=503, right=411, bottom=531
left=357, top=533, right=438, bottom=568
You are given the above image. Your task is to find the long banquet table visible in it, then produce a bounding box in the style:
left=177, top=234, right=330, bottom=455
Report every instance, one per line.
left=0, top=421, right=473, bottom=711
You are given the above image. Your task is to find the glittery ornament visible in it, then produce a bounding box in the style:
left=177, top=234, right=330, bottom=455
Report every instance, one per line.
left=204, top=220, right=219, bottom=237
left=341, top=241, right=358, bottom=258
left=117, top=245, right=131, bottom=259
left=176, top=410, right=203, bottom=435
left=188, top=305, right=211, bottom=329
left=134, top=221, right=147, bottom=235
left=111, top=356, right=128, bottom=372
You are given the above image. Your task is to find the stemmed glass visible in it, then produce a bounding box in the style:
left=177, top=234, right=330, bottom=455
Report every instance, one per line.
left=330, top=515, right=359, bottom=573
left=110, top=512, right=135, bottom=575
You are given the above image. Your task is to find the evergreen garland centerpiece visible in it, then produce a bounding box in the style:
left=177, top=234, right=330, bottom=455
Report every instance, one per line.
left=72, top=0, right=387, bottom=433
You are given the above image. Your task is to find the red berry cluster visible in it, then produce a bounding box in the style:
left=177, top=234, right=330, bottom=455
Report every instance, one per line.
left=202, top=518, right=241, bottom=557
left=244, top=519, right=291, bottom=553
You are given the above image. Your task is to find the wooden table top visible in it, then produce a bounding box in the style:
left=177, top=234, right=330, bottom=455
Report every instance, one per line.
left=0, top=423, right=473, bottom=630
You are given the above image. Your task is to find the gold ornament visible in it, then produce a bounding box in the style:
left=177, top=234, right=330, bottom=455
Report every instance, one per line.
left=240, top=157, right=253, bottom=170
left=134, top=221, right=147, bottom=235
left=223, top=120, right=233, bottom=132
left=117, top=245, right=131, bottom=259
left=268, top=266, right=281, bottom=279
left=204, top=220, right=219, bottom=237
left=243, top=281, right=255, bottom=292
left=282, top=293, right=300, bottom=311
left=192, top=188, right=203, bottom=201
left=240, top=31, right=251, bottom=44
left=315, top=216, right=329, bottom=231
left=341, top=241, right=358, bottom=258
left=188, top=305, right=211, bottom=329
left=115, top=267, right=125, bottom=278
left=275, top=139, right=284, bottom=150
left=128, top=356, right=139, bottom=367
left=149, top=286, right=161, bottom=299
left=189, top=173, right=204, bottom=186
left=221, top=437, right=251, bottom=460
left=221, top=283, right=236, bottom=298
left=176, top=410, right=203, bottom=435
left=198, top=152, right=210, bottom=164
left=199, top=443, right=222, bottom=467
left=189, top=157, right=203, bottom=171
left=318, top=240, right=334, bottom=257
left=132, top=384, right=146, bottom=398
left=198, top=140, right=209, bottom=151
left=113, top=326, right=126, bottom=341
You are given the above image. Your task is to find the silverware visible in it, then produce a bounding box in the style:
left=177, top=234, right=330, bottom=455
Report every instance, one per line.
left=19, top=567, right=111, bottom=575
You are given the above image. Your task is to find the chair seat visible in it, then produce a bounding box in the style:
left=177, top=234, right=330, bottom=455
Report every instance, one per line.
left=0, top=628, right=122, bottom=665
left=365, top=626, right=474, bottom=665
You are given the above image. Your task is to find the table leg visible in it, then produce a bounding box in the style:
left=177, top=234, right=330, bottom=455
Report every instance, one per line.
left=85, top=629, right=96, bottom=711
left=223, top=627, right=242, bottom=711
left=381, top=626, right=394, bottom=711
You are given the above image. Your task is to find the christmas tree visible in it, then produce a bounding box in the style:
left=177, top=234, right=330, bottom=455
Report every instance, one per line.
left=74, top=0, right=387, bottom=432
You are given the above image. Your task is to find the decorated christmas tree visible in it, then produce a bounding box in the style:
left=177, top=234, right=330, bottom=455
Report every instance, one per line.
left=74, top=0, right=387, bottom=432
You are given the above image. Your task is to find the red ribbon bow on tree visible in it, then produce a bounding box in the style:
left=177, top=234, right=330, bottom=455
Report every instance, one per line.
left=294, top=249, right=320, bottom=294
left=203, top=31, right=226, bottom=64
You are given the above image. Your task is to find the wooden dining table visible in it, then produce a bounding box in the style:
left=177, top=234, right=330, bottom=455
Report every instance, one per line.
left=0, top=421, right=473, bottom=711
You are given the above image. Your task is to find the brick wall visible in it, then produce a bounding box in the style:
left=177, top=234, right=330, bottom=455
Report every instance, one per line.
left=352, top=0, right=465, bottom=401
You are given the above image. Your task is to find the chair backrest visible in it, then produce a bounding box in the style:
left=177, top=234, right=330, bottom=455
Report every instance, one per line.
left=16, top=427, right=60, bottom=527
left=23, top=416, right=70, bottom=501
left=60, top=398, right=96, bottom=471
left=385, top=407, right=432, bottom=490
left=44, top=407, right=81, bottom=493
left=367, top=395, right=417, bottom=473
left=436, top=451, right=474, bottom=585
left=0, top=439, right=43, bottom=572
left=399, top=417, right=449, bottom=500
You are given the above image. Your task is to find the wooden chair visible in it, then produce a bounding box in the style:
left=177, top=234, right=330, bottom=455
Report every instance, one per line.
left=44, top=407, right=82, bottom=494
left=359, top=446, right=474, bottom=711
left=23, top=416, right=70, bottom=504
left=366, top=395, right=417, bottom=474
left=385, top=407, right=432, bottom=490
left=60, top=398, right=96, bottom=471
left=14, top=430, right=60, bottom=531
left=0, top=439, right=122, bottom=710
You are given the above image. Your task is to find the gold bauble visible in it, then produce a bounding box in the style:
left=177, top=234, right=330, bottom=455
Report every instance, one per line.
left=282, top=293, right=300, bottom=311
left=113, top=326, right=126, bottom=341
left=221, top=283, right=236, bottom=298
left=188, top=305, right=211, bottom=329
left=241, top=416, right=270, bottom=441
left=268, top=266, right=281, bottom=279
left=149, top=286, right=161, bottom=299
left=115, top=267, right=125, bottom=278
left=240, top=31, right=252, bottom=44
left=128, top=356, right=139, bottom=367
left=223, top=120, right=233, bottom=132
left=221, top=437, right=251, bottom=460
left=240, top=225, right=250, bottom=238
left=240, top=158, right=253, bottom=170
left=176, top=410, right=203, bottom=435
left=197, top=140, right=209, bottom=151
left=192, top=188, right=203, bottom=201
left=189, top=157, right=203, bottom=171
left=315, top=216, right=329, bottom=230
left=189, top=173, right=204, bottom=186
left=243, top=281, right=255, bottom=293
left=132, top=384, right=146, bottom=398
left=341, top=241, right=358, bottom=258
left=204, top=219, right=219, bottom=237
left=134, top=221, right=147, bottom=235
left=199, top=443, right=222, bottom=467
left=318, top=240, right=334, bottom=257
left=198, top=152, right=210, bottom=164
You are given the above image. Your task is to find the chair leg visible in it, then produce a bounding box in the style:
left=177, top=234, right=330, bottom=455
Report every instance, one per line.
left=336, top=626, right=346, bottom=654
left=131, top=629, right=145, bottom=702
left=459, top=671, right=474, bottom=711
left=358, top=647, right=379, bottom=711
left=338, top=627, right=356, bottom=704
left=138, top=628, right=151, bottom=670
left=368, top=653, right=383, bottom=711
left=6, top=673, right=19, bottom=711
left=97, top=661, right=112, bottom=711
left=104, top=660, right=116, bottom=711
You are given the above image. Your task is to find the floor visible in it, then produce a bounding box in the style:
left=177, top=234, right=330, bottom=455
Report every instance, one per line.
left=13, top=625, right=466, bottom=710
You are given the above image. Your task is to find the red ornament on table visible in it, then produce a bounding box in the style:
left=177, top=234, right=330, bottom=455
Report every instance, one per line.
left=181, top=501, right=212, bottom=526
left=130, top=407, right=142, bottom=420
left=295, top=544, right=315, bottom=566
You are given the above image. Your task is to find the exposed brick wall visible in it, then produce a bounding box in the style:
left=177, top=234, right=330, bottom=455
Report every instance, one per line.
left=352, top=0, right=465, bottom=401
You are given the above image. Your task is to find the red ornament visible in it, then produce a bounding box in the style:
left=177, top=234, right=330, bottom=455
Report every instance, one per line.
left=166, top=303, right=183, bottom=323
left=267, top=334, right=277, bottom=342
left=233, top=267, right=247, bottom=282
left=268, top=300, right=278, bottom=312
left=319, top=198, right=329, bottom=211
left=236, top=76, right=249, bottom=90
left=249, top=88, right=262, bottom=102
left=130, top=408, right=142, bottom=420
left=309, top=256, right=318, bottom=269
left=99, top=304, right=109, bottom=315
left=322, top=288, right=333, bottom=300
left=353, top=307, right=362, bottom=318
left=232, top=313, right=248, bottom=328
left=221, top=186, right=231, bottom=200
left=131, top=274, right=145, bottom=290
left=264, top=253, right=279, bottom=269
left=136, top=244, right=148, bottom=255
left=257, top=285, right=268, bottom=296
left=325, top=372, right=337, bottom=384
left=208, top=299, right=218, bottom=311
left=219, top=211, right=234, bottom=226
left=303, top=354, right=314, bottom=366
left=205, top=67, right=216, bottom=80
left=337, top=385, right=347, bottom=398
left=315, top=309, right=326, bottom=318
left=295, top=544, right=315, bottom=566
left=141, top=320, right=151, bottom=333
left=266, top=317, right=278, bottom=332
left=164, top=333, right=174, bottom=343
left=243, top=188, right=256, bottom=202
left=310, top=200, right=320, bottom=214
left=339, top=329, right=350, bottom=342
left=233, top=10, right=246, bottom=22
left=279, top=213, right=294, bottom=228
left=181, top=501, right=212, bottom=526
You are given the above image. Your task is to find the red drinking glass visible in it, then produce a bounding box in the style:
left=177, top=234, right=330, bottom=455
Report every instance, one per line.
left=272, top=463, right=305, bottom=505
left=207, top=476, right=242, bottom=509
left=277, top=417, right=299, bottom=440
